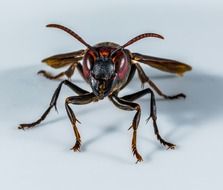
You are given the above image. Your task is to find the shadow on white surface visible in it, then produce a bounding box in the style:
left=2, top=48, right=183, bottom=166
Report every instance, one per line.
left=0, top=65, right=222, bottom=162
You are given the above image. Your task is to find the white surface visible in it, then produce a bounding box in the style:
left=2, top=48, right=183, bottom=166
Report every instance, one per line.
left=0, top=1, right=223, bottom=190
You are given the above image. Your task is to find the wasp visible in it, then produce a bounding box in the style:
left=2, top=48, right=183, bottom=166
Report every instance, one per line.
left=19, top=24, right=192, bottom=163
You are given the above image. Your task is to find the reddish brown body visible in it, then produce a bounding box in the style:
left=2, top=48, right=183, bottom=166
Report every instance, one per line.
left=19, top=24, right=192, bottom=163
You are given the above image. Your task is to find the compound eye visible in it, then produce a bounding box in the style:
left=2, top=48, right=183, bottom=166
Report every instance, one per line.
left=112, top=51, right=129, bottom=80
left=86, top=55, right=94, bottom=70
left=113, top=52, right=127, bottom=73
left=115, top=57, right=125, bottom=72
left=83, top=52, right=95, bottom=79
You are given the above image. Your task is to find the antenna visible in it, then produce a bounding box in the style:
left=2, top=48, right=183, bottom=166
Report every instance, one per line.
left=110, top=33, right=164, bottom=57
left=46, top=24, right=99, bottom=56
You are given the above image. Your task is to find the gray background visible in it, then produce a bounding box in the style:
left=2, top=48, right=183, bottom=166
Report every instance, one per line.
left=0, top=0, right=223, bottom=189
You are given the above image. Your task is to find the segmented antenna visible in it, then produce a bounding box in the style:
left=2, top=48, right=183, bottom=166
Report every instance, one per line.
left=111, top=33, right=164, bottom=57
left=122, top=33, right=164, bottom=48
left=46, top=24, right=98, bottom=55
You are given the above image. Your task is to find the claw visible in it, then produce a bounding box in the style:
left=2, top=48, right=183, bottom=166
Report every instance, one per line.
left=70, top=146, right=81, bottom=152
left=132, top=145, right=143, bottom=163
left=178, top=93, right=186, bottom=99
left=166, top=144, right=176, bottom=150
left=18, top=124, right=32, bottom=130
left=18, top=125, right=25, bottom=130
left=37, top=70, right=44, bottom=75
left=135, top=157, right=143, bottom=164
left=134, top=152, right=143, bottom=164
left=166, top=93, right=186, bottom=100
left=70, top=140, right=81, bottom=152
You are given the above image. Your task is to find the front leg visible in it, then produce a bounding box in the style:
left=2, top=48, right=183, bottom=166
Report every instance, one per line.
left=18, top=80, right=89, bottom=129
left=65, top=93, right=96, bottom=151
left=135, top=63, right=186, bottom=99
left=109, top=95, right=143, bottom=163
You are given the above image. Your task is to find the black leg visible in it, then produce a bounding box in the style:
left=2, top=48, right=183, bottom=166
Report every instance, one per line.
left=65, top=93, right=96, bottom=151
left=38, top=63, right=76, bottom=80
left=135, top=63, right=186, bottom=99
left=18, top=80, right=90, bottom=129
left=109, top=95, right=143, bottom=163
left=121, top=88, right=176, bottom=149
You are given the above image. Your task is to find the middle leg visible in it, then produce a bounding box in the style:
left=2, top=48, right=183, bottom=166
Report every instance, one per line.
left=121, top=88, right=176, bottom=149
left=135, top=63, right=186, bottom=99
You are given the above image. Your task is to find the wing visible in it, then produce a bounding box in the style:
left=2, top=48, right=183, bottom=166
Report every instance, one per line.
left=42, top=49, right=85, bottom=68
left=132, top=52, right=192, bottom=75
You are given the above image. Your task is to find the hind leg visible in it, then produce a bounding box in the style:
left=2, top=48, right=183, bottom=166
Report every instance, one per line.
left=38, top=63, right=76, bottom=80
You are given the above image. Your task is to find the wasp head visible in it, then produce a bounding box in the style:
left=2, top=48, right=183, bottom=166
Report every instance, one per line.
left=83, top=47, right=130, bottom=99
left=90, top=56, right=116, bottom=98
